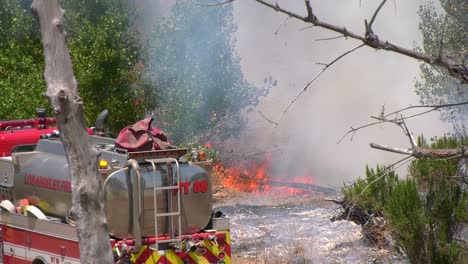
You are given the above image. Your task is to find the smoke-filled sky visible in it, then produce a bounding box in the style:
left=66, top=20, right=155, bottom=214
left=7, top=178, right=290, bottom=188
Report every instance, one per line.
left=231, top=0, right=450, bottom=187
left=142, top=0, right=450, bottom=187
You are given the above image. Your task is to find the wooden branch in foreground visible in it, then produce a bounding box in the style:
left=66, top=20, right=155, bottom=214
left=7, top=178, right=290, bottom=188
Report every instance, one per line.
left=338, top=100, right=468, bottom=143
left=255, top=0, right=468, bottom=84
left=370, top=143, right=468, bottom=159
left=31, top=0, right=113, bottom=263
left=259, top=44, right=365, bottom=127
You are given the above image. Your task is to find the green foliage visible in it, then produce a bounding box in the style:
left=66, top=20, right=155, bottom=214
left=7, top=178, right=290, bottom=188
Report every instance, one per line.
left=416, top=0, right=468, bottom=128
left=385, top=178, right=428, bottom=263
left=148, top=0, right=268, bottom=144
left=0, top=0, right=156, bottom=132
left=386, top=136, right=467, bottom=263
left=342, top=164, right=399, bottom=216
left=0, top=0, right=48, bottom=118
left=344, top=136, right=467, bottom=263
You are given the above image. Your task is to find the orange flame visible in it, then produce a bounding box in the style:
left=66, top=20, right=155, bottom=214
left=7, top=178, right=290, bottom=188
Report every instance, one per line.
left=213, top=156, right=317, bottom=197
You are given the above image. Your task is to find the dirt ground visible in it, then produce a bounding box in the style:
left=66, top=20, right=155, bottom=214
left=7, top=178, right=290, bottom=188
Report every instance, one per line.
left=212, top=185, right=338, bottom=208
left=212, top=185, right=405, bottom=264
left=212, top=185, right=341, bottom=264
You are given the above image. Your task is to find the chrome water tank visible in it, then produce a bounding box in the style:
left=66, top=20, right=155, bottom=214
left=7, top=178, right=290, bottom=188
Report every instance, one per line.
left=103, top=163, right=212, bottom=239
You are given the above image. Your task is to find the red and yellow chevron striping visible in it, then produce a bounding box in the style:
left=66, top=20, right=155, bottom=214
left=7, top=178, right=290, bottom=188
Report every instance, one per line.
left=116, top=231, right=231, bottom=264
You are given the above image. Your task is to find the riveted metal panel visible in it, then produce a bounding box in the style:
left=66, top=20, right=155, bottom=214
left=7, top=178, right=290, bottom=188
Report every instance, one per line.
left=0, top=157, right=14, bottom=187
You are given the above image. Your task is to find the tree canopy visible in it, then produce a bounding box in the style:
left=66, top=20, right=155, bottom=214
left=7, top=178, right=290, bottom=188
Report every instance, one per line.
left=0, top=0, right=155, bottom=132
left=147, top=0, right=269, bottom=144
left=416, top=0, right=468, bottom=131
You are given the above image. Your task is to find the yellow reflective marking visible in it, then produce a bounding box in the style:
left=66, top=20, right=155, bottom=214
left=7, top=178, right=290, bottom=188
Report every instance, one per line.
left=187, top=252, right=210, bottom=264
left=129, top=245, right=147, bottom=262
left=145, top=251, right=162, bottom=264
left=218, top=231, right=232, bottom=264
left=217, top=230, right=231, bottom=245
left=202, top=238, right=232, bottom=264
left=164, top=249, right=183, bottom=263
left=203, top=240, right=220, bottom=256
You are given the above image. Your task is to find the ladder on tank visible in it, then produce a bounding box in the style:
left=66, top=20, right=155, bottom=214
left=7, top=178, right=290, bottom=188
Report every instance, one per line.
left=146, top=158, right=182, bottom=251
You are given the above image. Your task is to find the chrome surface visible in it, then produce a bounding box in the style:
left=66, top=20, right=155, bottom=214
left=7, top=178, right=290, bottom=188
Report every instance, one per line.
left=103, top=163, right=212, bottom=239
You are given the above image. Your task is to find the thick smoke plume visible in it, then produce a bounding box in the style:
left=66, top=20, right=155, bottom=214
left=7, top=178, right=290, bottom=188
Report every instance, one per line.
left=139, top=0, right=450, bottom=187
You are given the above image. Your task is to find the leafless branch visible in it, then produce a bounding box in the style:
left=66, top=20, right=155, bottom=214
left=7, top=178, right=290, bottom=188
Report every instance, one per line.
left=400, top=116, right=417, bottom=149
left=275, top=15, right=291, bottom=35
left=315, top=35, right=345, bottom=41
left=254, top=0, right=468, bottom=83
left=367, top=0, right=388, bottom=31
left=189, top=0, right=235, bottom=6
left=370, top=142, right=468, bottom=159
left=338, top=100, right=468, bottom=143
left=298, top=25, right=315, bottom=31
left=337, top=121, right=381, bottom=143
left=272, top=44, right=365, bottom=127
left=384, top=100, right=468, bottom=117
left=258, top=110, right=279, bottom=126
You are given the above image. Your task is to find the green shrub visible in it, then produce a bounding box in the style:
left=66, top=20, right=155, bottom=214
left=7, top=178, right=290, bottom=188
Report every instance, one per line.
left=342, top=164, right=399, bottom=218
left=385, top=136, right=467, bottom=264
left=342, top=136, right=467, bottom=263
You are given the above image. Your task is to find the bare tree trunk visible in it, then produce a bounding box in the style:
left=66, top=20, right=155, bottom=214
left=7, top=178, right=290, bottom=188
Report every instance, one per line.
left=31, top=1, right=113, bottom=263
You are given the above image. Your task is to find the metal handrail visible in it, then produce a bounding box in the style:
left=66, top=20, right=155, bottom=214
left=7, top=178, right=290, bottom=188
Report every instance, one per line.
left=147, top=158, right=182, bottom=251
left=126, top=159, right=142, bottom=253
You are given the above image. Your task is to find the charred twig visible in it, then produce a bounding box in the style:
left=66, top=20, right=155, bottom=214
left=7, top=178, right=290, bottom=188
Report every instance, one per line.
left=255, top=0, right=468, bottom=83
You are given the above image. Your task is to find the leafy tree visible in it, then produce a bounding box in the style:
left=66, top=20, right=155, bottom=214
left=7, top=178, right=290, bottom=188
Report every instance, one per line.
left=0, top=0, right=155, bottom=132
left=148, top=0, right=269, bottom=144
left=416, top=0, right=468, bottom=132
left=0, top=0, right=47, bottom=118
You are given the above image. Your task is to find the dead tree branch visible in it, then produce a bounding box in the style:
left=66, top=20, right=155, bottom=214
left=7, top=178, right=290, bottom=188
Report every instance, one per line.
left=370, top=142, right=468, bottom=159
left=260, top=44, right=365, bottom=127
left=366, top=0, right=388, bottom=32
left=32, top=0, right=113, bottom=263
left=255, top=0, right=468, bottom=83
left=338, top=100, right=468, bottom=143
left=384, top=100, right=468, bottom=117
left=400, top=116, right=417, bottom=149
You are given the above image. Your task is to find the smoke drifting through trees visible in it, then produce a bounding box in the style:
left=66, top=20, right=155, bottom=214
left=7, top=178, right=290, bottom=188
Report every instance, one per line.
left=140, top=1, right=457, bottom=186
left=143, top=0, right=269, bottom=145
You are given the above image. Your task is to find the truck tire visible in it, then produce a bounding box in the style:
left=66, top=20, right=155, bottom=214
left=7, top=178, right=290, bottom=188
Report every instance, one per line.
left=32, top=258, right=45, bottom=264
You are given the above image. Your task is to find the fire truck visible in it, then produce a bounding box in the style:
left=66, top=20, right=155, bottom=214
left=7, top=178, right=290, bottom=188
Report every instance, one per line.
left=0, top=110, right=231, bottom=264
